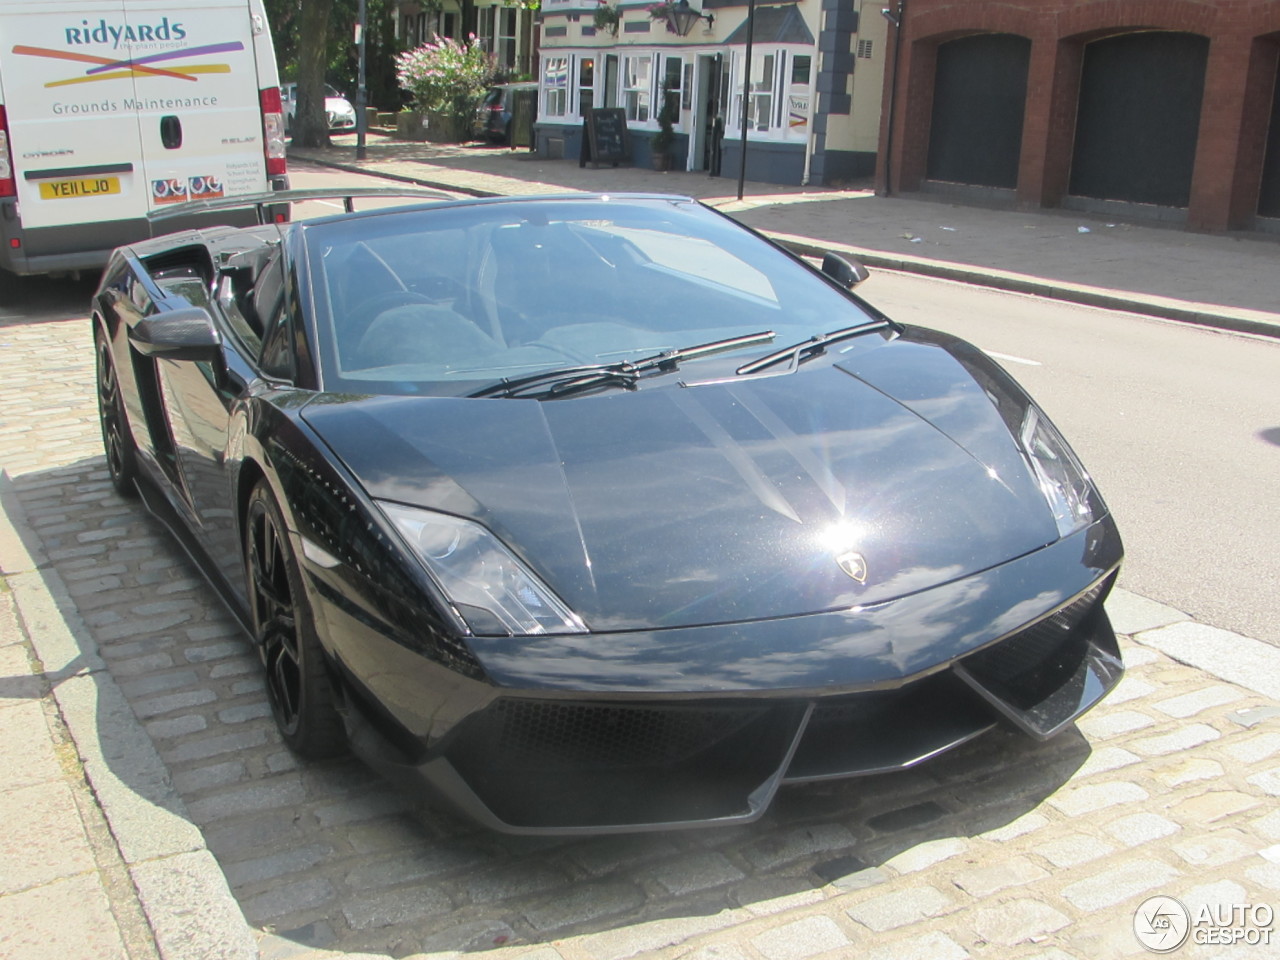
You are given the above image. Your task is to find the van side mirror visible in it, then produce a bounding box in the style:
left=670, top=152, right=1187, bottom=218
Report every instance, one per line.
left=821, top=253, right=870, bottom=289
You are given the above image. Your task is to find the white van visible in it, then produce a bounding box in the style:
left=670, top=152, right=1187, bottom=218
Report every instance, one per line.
left=0, top=0, right=288, bottom=276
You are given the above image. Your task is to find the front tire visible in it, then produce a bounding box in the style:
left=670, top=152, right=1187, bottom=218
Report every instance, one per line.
left=95, top=327, right=138, bottom=498
left=244, top=481, right=345, bottom=758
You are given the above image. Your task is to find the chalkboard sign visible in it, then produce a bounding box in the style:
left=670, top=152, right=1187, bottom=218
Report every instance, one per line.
left=580, top=108, right=631, bottom=168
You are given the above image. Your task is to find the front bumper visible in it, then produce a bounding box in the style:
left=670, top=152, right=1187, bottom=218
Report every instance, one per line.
left=321, top=515, right=1124, bottom=834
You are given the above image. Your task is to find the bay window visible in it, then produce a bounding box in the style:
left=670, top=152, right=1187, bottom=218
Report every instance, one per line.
left=731, top=47, right=814, bottom=140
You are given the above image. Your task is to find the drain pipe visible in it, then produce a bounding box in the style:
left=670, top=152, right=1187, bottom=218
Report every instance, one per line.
left=881, top=0, right=905, bottom=195
left=800, top=27, right=822, bottom=185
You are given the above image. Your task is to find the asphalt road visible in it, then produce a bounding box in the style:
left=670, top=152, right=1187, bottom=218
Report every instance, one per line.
left=856, top=270, right=1280, bottom=648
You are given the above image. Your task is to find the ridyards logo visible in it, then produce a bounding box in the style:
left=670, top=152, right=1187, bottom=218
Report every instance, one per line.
left=65, top=18, right=187, bottom=49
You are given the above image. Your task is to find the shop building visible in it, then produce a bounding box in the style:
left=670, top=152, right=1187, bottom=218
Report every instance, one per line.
left=534, top=0, right=888, bottom=184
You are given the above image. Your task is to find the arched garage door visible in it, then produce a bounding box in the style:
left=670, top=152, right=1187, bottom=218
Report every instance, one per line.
left=1258, top=51, right=1280, bottom=219
left=926, top=34, right=1031, bottom=189
left=1069, top=32, right=1209, bottom=208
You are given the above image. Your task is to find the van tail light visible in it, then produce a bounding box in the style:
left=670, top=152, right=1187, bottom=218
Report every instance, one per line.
left=260, top=87, right=288, bottom=177
left=0, top=106, right=15, bottom=198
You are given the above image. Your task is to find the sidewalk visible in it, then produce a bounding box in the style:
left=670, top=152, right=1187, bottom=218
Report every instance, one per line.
left=289, top=132, right=1280, bottom=340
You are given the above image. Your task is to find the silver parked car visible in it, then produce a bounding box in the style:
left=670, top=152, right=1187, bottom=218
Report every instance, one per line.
left=280, top=82, right=357, bottom=134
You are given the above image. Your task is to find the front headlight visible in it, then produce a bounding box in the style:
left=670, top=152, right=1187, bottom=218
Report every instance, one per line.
left=1020, top=407, right=1100, bottom=539
left=378, top=502, right=587, bottom=638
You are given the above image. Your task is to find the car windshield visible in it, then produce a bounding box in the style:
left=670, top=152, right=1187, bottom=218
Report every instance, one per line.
left=302, top=197, right=881, bottom=396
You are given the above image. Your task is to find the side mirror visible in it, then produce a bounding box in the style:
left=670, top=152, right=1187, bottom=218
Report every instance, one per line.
left=821, top=252, right=870, bottom=289
left=128, top=306, right=221, bottom=362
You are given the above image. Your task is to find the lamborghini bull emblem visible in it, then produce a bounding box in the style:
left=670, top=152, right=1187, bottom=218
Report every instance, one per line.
left=836, top=550, right=868, bottom=583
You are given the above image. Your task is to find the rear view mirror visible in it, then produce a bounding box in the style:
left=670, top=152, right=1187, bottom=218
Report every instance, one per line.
left=128, top=306, right=222, bottom=362
left=821, top=253, right=870, bottom=289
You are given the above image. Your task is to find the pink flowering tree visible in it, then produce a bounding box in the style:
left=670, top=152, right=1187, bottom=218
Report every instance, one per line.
left=396, top=35, right=496, bottom=140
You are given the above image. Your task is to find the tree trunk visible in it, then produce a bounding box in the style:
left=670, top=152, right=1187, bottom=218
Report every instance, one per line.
left=293, top=0, right=335, bottom=148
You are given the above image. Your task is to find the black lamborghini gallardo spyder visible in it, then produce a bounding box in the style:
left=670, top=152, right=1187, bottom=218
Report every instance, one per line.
left=93, top=190, right=1123, bottom=833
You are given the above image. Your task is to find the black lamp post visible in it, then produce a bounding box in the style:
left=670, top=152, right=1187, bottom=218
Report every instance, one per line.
left=355, top=0, right=368, bottom=160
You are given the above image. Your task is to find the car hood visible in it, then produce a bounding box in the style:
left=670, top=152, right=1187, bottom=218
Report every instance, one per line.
left=302, top=334, right=1060, bottom=632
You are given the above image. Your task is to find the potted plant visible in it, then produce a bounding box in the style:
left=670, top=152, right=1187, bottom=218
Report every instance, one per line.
left=652, top=79, right=678, bottom=170
left=647, top=1, right=676, bottom=33
left=593, top=1, right=620, bottom=36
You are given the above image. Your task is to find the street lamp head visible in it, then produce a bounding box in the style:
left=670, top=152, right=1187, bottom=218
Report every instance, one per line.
left=669, top=0, right=714, bottom=35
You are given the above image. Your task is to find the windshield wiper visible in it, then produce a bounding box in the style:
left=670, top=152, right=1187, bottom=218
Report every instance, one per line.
left=469, top=330, right=776, bottom=399
left=735, top=320, right=893, bottom=376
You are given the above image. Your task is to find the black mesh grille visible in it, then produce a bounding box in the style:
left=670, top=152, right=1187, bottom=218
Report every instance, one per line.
left=958, top=580, right=1111, bottom=714
left=786, top=672, right=996, bottom=780
left=445, top=698, right=803, bottom=829
left=485, top=699, right=771, bottom=770
left=968, top=584, right=1102, bottom=679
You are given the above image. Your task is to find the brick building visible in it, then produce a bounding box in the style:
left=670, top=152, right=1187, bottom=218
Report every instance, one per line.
left=878, top=0, right=1280, bottom=231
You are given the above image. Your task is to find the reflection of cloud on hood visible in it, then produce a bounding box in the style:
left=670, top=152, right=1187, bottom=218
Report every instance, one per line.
left=985, top=590, right=1067, bottom=639
left=864, top=563, right=968, bottom=600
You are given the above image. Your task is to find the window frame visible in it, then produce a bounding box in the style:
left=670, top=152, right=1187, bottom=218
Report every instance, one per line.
left=730, top=44, right=814, bottom=141
left=543, top=55, right=570, bottom=118
left=622, top=53, right=652, bottom=122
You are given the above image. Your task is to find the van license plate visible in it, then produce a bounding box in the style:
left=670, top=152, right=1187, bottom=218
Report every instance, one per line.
left=38, top=177, right=121, bottom=200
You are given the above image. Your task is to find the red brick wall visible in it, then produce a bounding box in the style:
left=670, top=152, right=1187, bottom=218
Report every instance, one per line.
left=877, top=0, right=1280, bottom=230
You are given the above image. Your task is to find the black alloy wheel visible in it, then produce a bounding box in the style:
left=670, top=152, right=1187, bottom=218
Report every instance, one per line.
left=244, top=481, right=345, bottom=758
left=95, top=328, right=138, bottom=498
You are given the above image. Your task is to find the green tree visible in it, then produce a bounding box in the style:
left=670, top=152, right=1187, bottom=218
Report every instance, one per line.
left=267, top=0, right=405, bottom=114
left=274, top=0, right=335, bottom=147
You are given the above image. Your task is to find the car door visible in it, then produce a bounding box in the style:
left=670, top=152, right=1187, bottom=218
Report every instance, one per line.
left=156, top=249, right=289, bottom=595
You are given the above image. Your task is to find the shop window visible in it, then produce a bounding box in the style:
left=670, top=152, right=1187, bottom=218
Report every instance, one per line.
left=544, top=56, right=569, bottom=117
left=662, top=56, right=683, bottom=119
left=748, top=52, right=775, bottom=131
left=624, top=55, right=652, bottom=122
left=578, top=57, right=595, bottom=115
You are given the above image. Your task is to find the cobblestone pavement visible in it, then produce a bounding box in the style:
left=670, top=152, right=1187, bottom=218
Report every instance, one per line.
left=2, top=294, right=1278, bottom=958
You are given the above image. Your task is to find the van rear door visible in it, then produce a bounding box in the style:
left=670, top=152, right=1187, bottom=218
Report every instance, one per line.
left=0, top=0, right=148, bottom=232
left=119, top=0, right=270, bottom=211
left=0, top=0, right=272, bottom=242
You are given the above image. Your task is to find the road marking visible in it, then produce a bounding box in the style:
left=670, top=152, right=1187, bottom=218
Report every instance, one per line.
left=982, top=349, right=1042, bottom=366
